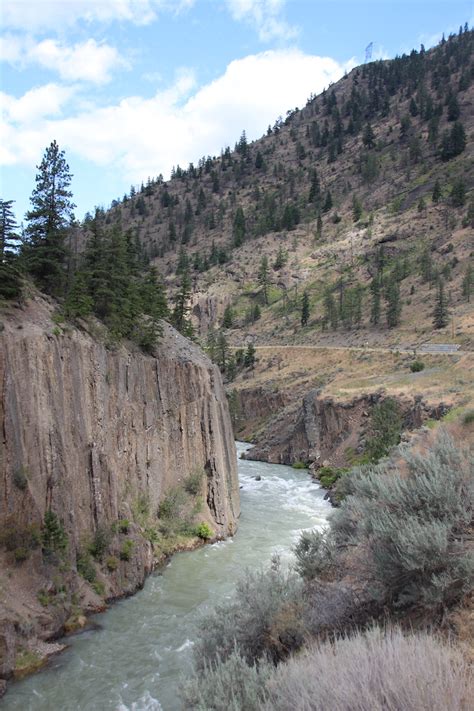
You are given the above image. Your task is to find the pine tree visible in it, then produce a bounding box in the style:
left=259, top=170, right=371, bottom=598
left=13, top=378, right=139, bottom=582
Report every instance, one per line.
left=362, top=122, right=376, bottom=149
left=0, top=199, right=17, bottom=259
left=462, top=264, right=472, bottom=302
left=273, top=246, right=288, bottom=270
left=308, top=169, right=321, bottom=204
left=322, top=190, right=333, bottom=213
left=244, top=343, right=256, bottom=368
left=233, top=207, right=246, bottom=247
left=23, top=140, right=75, bottom=296
left=323, top=288, right=338, bottom=330
left=216, top=331, right=229, bottom=371
left=352, top=195, right=362, bottom=222
left=258, top=255, right=270, bottom=305
left=316, top=212, right=323, bottom=240
left=370, top=276, right=381, bottom=326
left=222, top=304, right=234, bottom=328
left=172, top=267, right=193, bottom=337
left=433, top=279, right=449, bottom=329
left=301, top=291, right=310, bottom=327
left=450, top=177, right=466, bottom=207
left=0, top=199, right=22, bottom=299
left=385, top=279, right=402, bottom=328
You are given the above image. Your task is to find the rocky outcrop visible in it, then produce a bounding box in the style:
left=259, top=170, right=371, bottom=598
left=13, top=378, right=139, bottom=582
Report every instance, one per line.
left=229, top=385, right=290, bottom=440
left=242, top=388, right=448, bottom=467
left=0, top=297, right=239, bottom=683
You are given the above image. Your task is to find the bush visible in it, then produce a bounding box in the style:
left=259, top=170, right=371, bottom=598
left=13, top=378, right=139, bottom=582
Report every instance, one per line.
left=320, top=431, right=474, bottom=610
left=194, top=522, right=213, bottom=540
left=119, top=539, right=134, bottom=561
left=0, top=519, right=40, bottom=553
left=365, top=398, right=402, bottom=461
left=13, top=467, right=28, bottom=490
left=112, top=519, right=130, bottom=534
left=77, top=552, right=96, bottom=583
left=42, top=510, right=68, bottom=555
left=106, top=555, right=119, bottom=572
left=292, top=461, right=306, bottom=470
left=185, top=469, right=204, bottom=496
left=193, top=557, right=304, bottom=670
left=463, top=410, right=474, bottom=425
left=263, top=626, right=474, bottom=711
left=410, top=360, right=425, bottom=372
left=14, top=547, right=30, bottom=563
left=88, top=526, right=111, bottom=560
left=181, top=647, right=271, bottom=711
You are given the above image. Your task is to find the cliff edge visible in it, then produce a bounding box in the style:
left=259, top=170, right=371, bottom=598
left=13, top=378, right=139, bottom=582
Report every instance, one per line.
left=0, top=296, right=239, bottom=687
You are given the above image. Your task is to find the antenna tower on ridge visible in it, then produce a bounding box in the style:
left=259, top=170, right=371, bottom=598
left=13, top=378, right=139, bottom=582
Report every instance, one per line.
left=365, top=42, right=373, bottom=63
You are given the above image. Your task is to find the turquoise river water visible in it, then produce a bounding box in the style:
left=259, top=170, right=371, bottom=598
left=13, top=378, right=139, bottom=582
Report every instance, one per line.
left=3, top=443, right=331, bottom=711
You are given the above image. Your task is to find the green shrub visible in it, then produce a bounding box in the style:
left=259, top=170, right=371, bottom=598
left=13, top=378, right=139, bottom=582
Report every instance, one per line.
left=463, top=410, right=474, bottom=425
left=185, top=469, right=204, bottom=496
left=42, top=510, right=68, bottom=555
left=13, top=467, right=28, bottom=490
left=292, top=461, right=306, bottom=470
left=76, top=552, right=96, bottom=583
left=106, top=555, right=119, bottom=572
left=294, top=530, right=338, bottom=581
left=410, top=360, right=425, bottom=372
left=92, top=581, right=105, bottom=596
left=158, top=487, right=188, bottom=519
left=317, top=466, right=348, bottom=488
left=88, top=525, right=111, bottom=560
left=14, top=547, right=29, bottom=563
left=37, top=589, right=51, bottom=607
left=119, top=539, right=134, bottom=561
left=0, top=519, right=40, bottom=553
left=365, top=398, right=402, bottom=461
left=194, top=522, right=213, bottom=540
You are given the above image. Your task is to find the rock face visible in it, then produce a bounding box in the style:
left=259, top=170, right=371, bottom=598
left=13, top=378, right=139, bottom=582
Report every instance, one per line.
left=241, top=388, right=447, bottom=467
left=0, top=297, right=239, bottom=682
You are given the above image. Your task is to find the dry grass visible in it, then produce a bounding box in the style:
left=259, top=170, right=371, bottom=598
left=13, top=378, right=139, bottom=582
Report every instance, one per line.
left=263, top=626, right=474, bottom=711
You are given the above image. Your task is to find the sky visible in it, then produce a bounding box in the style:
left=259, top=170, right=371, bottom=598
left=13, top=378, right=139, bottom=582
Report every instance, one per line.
left=1, top=0, right=473, bottom=224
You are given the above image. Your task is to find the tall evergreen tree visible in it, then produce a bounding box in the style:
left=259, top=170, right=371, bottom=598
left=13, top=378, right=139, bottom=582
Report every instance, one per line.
left=301, top=291, right=310, bottom=326
left=0, top=199, right=22, bottom=299
left=433, top=279, right=449, bottom=329
left=462, top=264, right=472, bottom=302
left=370, top=276, right=381, bottom=326
left=172, top=267, right=193, bottom=337
left=233, top=207, right=246, bottom=247
left=22, top=140, right=75, bottom=296
left=258, top=256, right=270, bottom=305
left=385, top=279, right=402, bottom=328
left=323, top=287, right=338, bottom=330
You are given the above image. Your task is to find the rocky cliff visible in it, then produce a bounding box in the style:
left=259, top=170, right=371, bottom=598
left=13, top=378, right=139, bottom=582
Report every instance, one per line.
left=241, top=387, right=448, bottom=468
left=0, top=296, right=239, bottom=688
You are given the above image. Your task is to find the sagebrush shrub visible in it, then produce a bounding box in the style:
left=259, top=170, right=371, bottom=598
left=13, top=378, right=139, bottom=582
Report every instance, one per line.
left=181, top=647, right=271, bottom=711
left=193, top=557, right=304, bottom=669
left=310, top=430, right=474, bottom=610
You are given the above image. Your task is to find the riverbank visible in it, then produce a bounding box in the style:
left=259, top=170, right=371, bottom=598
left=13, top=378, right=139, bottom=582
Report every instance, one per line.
left=2, top=445, right=330, bottom=710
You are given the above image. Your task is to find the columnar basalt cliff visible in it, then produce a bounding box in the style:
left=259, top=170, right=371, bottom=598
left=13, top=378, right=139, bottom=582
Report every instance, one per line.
left=0, top=297, right=239, bottom=686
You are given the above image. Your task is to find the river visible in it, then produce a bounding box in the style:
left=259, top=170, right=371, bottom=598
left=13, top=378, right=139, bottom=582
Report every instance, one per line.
left=3, top=443, right=331, bottom=711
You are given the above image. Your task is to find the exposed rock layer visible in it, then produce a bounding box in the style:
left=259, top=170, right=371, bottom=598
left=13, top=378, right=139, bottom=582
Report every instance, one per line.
left=0, top=297, right=239, bottom=682
left=239, top=387, right=448, bottom=467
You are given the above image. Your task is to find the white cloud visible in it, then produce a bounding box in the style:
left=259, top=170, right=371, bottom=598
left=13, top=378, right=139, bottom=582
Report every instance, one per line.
left=0, top=35, right=127, bottom=84
left=226, top=0, right=298, bottom=41
left=32, top=38, right=128, bottom=83
left=1, top=49, right=354, bottom=186
left=2, top=0, right=194, bottom=31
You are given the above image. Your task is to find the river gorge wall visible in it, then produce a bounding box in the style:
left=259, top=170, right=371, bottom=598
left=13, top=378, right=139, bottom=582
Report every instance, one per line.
left=232, top=385, right=448, bottom=469
left=0, top=297, right=239, bottom=688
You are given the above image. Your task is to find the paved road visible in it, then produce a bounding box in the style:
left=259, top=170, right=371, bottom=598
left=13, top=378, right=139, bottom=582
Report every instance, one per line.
left=236, top=343, right=468, bottom=356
